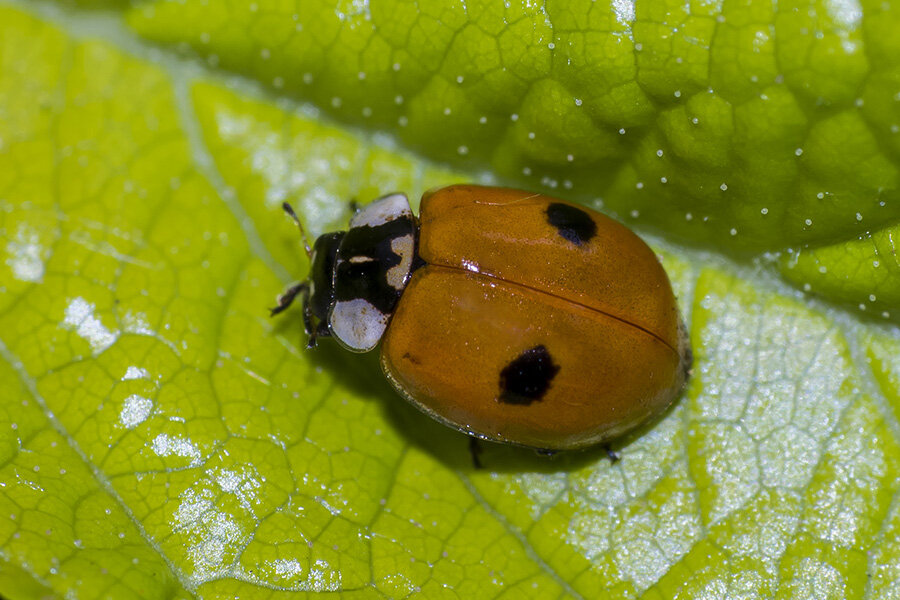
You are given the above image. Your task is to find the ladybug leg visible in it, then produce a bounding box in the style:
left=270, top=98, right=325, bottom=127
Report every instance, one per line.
left=306, top=321, right=331, bottom=349
left=468, top=436, right=483, bottom=469
left=270, top=282, right=309, bottom=317
left=535, top=448, right=557, bottom=458
left=603, top=444, right=621, bottom=464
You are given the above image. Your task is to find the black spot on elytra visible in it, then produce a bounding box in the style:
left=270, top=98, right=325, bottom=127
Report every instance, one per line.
left=498, top=345, right=560, bottom=405
left=546, top=202, right=597, bottom=246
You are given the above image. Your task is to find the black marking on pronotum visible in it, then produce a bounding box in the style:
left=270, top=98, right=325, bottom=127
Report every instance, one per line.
left=333, top=216, right=417, bottom=315
left=410, top=222, right=427, bottom=274
left=545, top=203, right=597, bottom=246
left=498, top=345, right=560, bottom=405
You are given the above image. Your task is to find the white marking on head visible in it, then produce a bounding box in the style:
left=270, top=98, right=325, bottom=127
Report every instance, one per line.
left=329, top=298, right=388, bottom=352
left=386, top=234, right=414, bottom=290
left=349, top=255, right=376, bottom=264
left=350, top=193, right=412, bottom=228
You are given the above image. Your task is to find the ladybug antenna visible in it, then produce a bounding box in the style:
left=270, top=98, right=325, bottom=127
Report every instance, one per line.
left=282, top=202, right=313, bottom=258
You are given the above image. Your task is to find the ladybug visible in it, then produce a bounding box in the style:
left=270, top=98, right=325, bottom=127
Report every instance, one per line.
left=272, top=185, right=691, bottom=452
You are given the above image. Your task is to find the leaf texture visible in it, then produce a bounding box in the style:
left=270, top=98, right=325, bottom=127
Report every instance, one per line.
left=1, top=4, right=899, bottom=600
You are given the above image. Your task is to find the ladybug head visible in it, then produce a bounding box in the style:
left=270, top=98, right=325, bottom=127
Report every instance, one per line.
left=273, top=194, right=419, bottom=352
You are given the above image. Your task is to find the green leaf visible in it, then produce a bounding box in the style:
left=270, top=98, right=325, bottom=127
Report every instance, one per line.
left=779, top=222, right=900, bottom=319
left=124, top=0, right=900, bottom=259
left=1, top=3, right=899, bottom=600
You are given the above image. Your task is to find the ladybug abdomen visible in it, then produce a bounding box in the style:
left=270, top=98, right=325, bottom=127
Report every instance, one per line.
left=417, top=185, right=682, bottom=357
left=380, top=266, right=684, bottom=450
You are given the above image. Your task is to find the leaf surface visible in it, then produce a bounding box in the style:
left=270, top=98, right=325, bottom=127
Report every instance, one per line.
left=125, top=0, right=900, bottom=257
left=1, top=4, right=899, bottom=600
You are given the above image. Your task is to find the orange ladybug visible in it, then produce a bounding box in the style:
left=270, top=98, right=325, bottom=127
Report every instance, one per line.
left=273, top=185, right=691, bottom=452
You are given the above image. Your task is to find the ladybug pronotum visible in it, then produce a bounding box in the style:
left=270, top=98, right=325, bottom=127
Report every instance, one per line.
left=273, top=185, right=692, bottom=451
